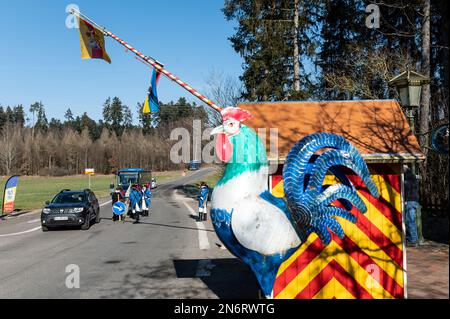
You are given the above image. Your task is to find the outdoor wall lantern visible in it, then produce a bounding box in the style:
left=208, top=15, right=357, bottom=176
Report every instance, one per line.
left=388, top=70, right=430, bottom=109
left=389, top=70, right=430, bottom=142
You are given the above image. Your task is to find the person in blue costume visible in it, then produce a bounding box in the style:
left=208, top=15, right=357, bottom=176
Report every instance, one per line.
left=141, top=184, right=152, bottom=216
left=129, top=184, right=143, bottom=224
left=197, top=182, right=210, bottom=221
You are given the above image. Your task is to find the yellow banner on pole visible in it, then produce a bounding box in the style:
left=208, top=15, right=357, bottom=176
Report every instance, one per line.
left=78, top=17, right=111, bottom=64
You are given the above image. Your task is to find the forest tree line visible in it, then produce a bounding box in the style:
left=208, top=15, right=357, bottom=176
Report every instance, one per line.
left=0, top=97, right=209, bottom=176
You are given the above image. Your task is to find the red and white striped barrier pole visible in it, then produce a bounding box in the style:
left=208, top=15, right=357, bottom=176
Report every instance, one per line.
left=70, top=8, right=223, bottom=113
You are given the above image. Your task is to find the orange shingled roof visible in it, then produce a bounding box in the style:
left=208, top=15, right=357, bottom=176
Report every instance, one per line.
left=239, top=100, right=424, bottom=163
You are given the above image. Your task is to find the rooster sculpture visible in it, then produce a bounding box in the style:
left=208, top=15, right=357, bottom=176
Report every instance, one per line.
left=210, top=107, right=380, bottom=298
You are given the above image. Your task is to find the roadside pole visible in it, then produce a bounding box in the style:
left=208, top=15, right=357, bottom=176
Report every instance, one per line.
left=84, top=168, right=95, bottom=190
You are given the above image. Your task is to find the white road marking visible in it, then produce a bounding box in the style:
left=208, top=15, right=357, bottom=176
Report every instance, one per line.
left=182, top=201, right=211, bottom=250
left=100, top=200, right=112, bottom=207
left=0, top=226, right=41, bottom=237
left=195, top=220, right=211, bottom=250
left=174, top=190, right=210, bottom=250
left=27, top=218, right=41, bottom=224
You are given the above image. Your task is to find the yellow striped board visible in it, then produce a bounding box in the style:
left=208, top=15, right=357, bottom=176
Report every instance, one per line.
left=271, top=164, right=405, bottom=299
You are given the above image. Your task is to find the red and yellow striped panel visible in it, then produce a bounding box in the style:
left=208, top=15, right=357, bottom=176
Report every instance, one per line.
left=271, top=168, right=405, bottom=299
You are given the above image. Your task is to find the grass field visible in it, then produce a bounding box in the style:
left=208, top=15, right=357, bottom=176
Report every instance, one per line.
left=188, top=168, right=222, bottom=188
left=180, top=168, right=223, bottom=199
left=199, top=170, right=222, bottom=188
left=0, top=171, right=185, bottom=212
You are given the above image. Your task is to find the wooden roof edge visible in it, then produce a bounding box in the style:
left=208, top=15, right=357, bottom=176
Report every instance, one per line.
left=361, top=153, right=426, bottom=163
left=239, top=99, right=399, bottom=107
left=268, top=153, right=426, bottom=165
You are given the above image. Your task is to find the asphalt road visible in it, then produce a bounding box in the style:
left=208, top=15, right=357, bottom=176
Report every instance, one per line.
left=0, top=168, right=259, bottom=299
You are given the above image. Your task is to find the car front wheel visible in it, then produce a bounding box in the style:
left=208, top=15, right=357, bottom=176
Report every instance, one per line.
left=95, top=209, right=100, bottom=224
left=41, top=224, right=49, bottom=232
left=81, top=214, right=91, bottom=230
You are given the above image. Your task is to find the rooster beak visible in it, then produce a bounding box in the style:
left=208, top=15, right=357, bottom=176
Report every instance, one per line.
left=210, top=125, right=224, bottom=136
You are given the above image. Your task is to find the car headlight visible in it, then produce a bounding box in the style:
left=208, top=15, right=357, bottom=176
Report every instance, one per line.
left=73, top=207, right=84, bottom=213
left=42, top=208, right=51, bottom=214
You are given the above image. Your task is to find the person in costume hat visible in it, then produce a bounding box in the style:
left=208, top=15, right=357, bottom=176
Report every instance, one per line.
left=141, top=184, right=152, bottom=216
left=197, top=182, right=210, bottom=221
left=129, top=184, right=143, bottom=224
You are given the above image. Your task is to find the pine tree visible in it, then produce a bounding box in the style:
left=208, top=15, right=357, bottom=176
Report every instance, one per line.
left=0, top=106, right=6, bottom=130
left=102, top=96, right=127, bottom=137
left=223, top=0, right=317, bottom=101
left=12, top=105, right=25, bottom=126
left=102, top=97, right=112, bottom=125
left=34, top=102, right=48, bottom=133
left=5, top=106, right=14, bottom=123
left=64, top=108, right=74, bottom=122
left=137, top=102, right=153, bottom=135
left=29, top=102, right=41, bottom=127
left=122, top=105, right=133, bottom=130
left=49, top=118, right=63, bottom=131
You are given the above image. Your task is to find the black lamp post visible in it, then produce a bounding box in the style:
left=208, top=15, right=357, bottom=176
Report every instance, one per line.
left=389, top=70, right=429, bottom=243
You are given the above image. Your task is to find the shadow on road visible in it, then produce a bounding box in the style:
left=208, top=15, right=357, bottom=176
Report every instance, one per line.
left=96, top=257, right=259, bottom=299
left=174, top=184, right=198, bottom=200
left=173, top=258, right=260, bottom=299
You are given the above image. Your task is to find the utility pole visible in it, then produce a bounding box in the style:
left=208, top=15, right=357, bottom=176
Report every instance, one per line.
left=293, top=0, right=300, bottom=93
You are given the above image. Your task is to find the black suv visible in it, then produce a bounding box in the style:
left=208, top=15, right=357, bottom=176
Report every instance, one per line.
left=41, top=189, right=100, bottom=232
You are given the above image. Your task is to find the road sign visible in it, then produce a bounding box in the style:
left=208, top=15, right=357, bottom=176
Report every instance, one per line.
left=112, top=201, right=126, bottom=216
left=85, top=168, right=95, bottom=175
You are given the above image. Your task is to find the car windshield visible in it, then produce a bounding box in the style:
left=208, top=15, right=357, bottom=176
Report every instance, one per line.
left=118, top=173, right=139, bottom=185
left=52, top=192, right=85, bottom=204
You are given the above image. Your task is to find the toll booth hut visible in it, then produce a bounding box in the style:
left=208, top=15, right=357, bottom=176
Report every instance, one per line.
left=240, top=100, right=425, bottom=299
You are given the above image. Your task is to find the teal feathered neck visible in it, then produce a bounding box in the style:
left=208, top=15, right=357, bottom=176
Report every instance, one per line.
left=217, top=125, right=268, bottom=186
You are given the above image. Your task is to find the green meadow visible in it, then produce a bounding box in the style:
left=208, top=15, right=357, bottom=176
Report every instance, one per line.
left=197, top=170, right=222, bottom=188
left=0, top=171, right=185, bottom=212
left=181, top=168, right=222, bottom=199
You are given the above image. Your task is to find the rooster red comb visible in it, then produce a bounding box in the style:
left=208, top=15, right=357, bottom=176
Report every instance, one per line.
left=220, top=107, right=253, bottom=123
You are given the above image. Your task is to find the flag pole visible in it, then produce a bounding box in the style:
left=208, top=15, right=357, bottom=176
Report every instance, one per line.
left=70, top=8, right=223, bottom=113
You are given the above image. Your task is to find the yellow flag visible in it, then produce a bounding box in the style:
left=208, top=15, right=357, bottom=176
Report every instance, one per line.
left=142, top=69, right=161, bottom=114
left=142, top=97, right=151, bottom=114
left=78, top=17, right=111, bottom=63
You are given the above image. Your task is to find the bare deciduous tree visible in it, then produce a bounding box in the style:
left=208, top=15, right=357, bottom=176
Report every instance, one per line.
left=0, top=123, right=20, bottom=175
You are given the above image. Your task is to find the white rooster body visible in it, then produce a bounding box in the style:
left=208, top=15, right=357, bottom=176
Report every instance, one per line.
left=209, top=107, right=379, bottom=298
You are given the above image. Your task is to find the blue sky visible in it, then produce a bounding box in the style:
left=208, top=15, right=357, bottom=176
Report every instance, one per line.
left=0, top=0, right=242, bottom=123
